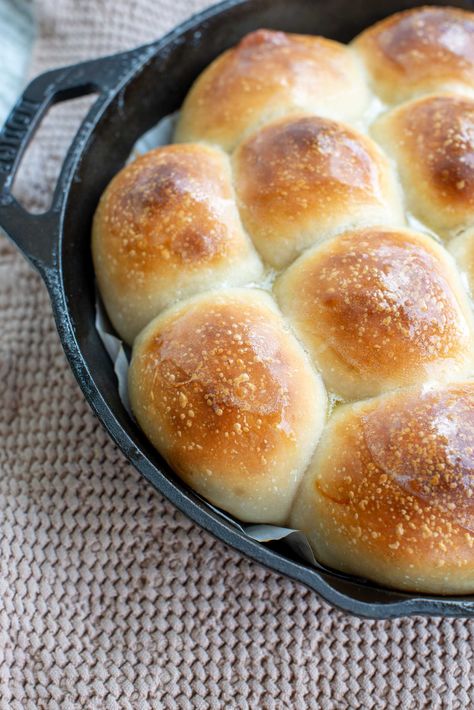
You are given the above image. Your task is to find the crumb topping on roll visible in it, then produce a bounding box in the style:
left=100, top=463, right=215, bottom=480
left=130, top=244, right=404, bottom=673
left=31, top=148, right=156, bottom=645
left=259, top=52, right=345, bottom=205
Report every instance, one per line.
left=129, top=289, right=326, bottom=524
left=93, top=144, right=262, bottom=344
left=373, top=94, right=474, bottom=238
left=290, top=382, right=474, bottom=593
left=175, top=29, right=370, bottom=151
left=95, top=15, right=474, bottom=592
left=353, top=6, right=474, bottom=103
left=234, top=114, right=402, bottom=268
left=276, top=227, right=474, bottom=399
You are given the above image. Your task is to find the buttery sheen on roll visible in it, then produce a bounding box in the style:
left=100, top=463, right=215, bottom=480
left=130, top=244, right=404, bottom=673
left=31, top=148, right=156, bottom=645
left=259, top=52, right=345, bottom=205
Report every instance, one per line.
left=290, top=382, right=474, bottom=594
left=275, top=227, right=474, bottom=400
left=353, top=6, right=474, bottom=104
left=233, top=114, right=403, bottom=269
left=129, top=289, right=327, bottom=524
left=94, top=14, right=474, bottom=595
left=372, top=94, right=474, bottom=239
left=174, top=29, right=370, bottom=151
left=92, top=144, right=262, bottom=344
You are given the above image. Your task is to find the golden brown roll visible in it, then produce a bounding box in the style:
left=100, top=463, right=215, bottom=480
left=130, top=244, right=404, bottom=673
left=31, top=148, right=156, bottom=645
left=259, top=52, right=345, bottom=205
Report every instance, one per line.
left=92, top=144, right=263, bottom=344
left=450, top=226, right=474, bottom=293
left=290, top=382, right=474, bottom=594
left=129, top=288, right=327, bottom=524
left=233, top=114, right=403, bottom=269
left=174, top=29, right=370, bottom=152
left=373, top=94, right=474, bottom=239
left=275, top=227, right=474, bottom=400
left=353, top=6, right=474, bottom=104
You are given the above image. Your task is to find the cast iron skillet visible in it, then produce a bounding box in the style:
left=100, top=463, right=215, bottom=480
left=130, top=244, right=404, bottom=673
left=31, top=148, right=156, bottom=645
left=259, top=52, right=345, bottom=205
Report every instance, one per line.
left=1, top=0, right=474, bottom=619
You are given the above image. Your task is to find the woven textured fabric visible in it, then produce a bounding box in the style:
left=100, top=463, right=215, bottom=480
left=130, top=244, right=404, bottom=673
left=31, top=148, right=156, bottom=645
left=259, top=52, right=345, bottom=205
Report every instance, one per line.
left=1, top=1, right=474, bottom=707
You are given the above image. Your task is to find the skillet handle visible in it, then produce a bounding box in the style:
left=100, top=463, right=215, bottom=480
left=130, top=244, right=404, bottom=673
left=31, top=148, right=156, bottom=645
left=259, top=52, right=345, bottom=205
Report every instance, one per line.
left=0, top=46, right=153, bottom=278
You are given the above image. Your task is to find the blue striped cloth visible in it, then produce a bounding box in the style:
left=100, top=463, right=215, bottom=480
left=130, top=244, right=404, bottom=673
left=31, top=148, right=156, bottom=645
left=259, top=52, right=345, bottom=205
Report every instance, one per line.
left=0, top=0, right=35, bottom=124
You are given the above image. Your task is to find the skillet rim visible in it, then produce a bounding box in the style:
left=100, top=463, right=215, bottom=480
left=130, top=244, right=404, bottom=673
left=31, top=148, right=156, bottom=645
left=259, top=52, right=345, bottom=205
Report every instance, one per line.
left=2, top=0, right=474, bottom=618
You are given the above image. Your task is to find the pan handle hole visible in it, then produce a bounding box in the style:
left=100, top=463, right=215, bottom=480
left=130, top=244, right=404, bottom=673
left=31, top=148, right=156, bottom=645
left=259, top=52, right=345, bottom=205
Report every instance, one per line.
left=11, top=92, right=98, bottom=214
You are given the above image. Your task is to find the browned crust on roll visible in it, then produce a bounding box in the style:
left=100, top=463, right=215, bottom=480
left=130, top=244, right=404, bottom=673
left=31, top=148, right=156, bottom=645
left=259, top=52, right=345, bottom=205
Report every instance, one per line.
left=373, top=94, right=474, bottom=237
left=174, top=29, right=369, bottom=151
left=275, top=227, right=474, bottom=399
left=290, top=383, right=474, bottom=593
left=92, top=144, right=262, bottom=343
left=353, top=6, right=474, bottom=103
left=234, top=114, right=402, bottom=268
left=95, top=145, right=238, bottom=280
left=128, top=289, right=326, bottom=523
left=94, top=16, right=474, bottom=592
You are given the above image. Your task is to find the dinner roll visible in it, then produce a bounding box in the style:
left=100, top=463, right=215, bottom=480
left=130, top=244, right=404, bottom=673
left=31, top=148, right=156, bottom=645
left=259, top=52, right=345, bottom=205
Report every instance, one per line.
left=233, top=115, right=403, bottom=269
left=129, top=288, right=327, bottom=524
left=92, top=144, right=262, bottom=344
left=353, top=6, right=474, bottom=105
left=450, top=226, right=474, bottom=293
left=174, top=29, right=370, bottom=152
left=275, top=227, right=474, bottom=400
left=290, top=382, right=474, bottom=594
left=373, top=94, right=474, bottom=239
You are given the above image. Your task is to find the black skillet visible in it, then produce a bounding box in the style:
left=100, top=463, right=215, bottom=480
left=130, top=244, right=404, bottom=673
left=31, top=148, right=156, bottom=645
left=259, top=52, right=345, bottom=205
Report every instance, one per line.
left=1, top=0, right=474, bottom=619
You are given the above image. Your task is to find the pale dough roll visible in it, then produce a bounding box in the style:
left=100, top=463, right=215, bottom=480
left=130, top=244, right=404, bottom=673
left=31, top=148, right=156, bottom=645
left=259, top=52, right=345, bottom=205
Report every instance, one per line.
left=92, top=144, right=263, bottom=344
left=233, top=114, right=403, bottom=269
left=275, top=227, right=474, bottom=400
left=372, top=93, right=474, bottom=239
left=129, top=288, right=327, bottom=524
left=290, top=382, right=474, bottom=594
left=353, top=6, right=474, bottom=104
left=174, top=29, right=370, bottom=152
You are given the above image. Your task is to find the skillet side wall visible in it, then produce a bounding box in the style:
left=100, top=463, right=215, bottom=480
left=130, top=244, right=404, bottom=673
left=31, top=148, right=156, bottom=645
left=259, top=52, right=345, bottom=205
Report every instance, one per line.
left=57, top=0, right=474, bottom=616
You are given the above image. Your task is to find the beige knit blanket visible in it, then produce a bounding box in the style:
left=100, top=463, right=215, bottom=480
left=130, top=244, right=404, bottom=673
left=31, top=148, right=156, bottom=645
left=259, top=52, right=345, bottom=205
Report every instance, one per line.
left=1, top=1, right=473, bottom=707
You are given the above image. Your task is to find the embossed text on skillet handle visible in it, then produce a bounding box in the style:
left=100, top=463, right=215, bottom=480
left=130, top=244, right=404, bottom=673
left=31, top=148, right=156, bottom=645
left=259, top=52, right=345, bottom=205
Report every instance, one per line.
left=0, top=45, right=154, bottom=277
